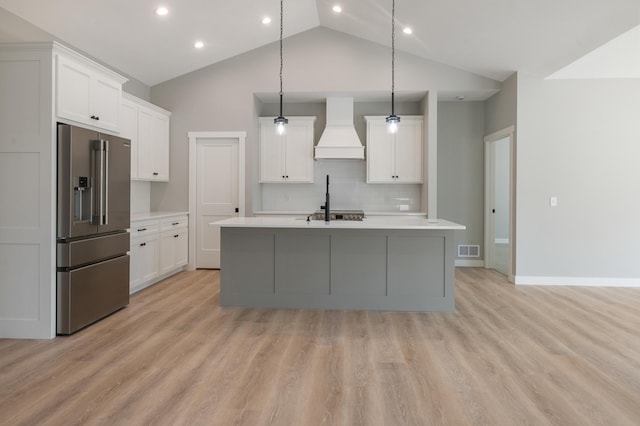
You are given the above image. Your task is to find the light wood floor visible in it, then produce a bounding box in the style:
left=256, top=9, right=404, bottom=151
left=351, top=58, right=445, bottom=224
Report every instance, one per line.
left=1, top=268, right=639, bottom=425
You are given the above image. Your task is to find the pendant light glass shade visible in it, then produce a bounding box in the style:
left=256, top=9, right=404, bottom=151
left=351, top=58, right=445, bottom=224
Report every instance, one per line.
left=385, top=0, right=400, bottom=134
left=274, top=0, right=288, bottom=135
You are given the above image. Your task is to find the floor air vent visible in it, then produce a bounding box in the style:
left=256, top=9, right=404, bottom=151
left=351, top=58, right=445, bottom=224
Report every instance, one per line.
left=458, top=245, right=480, bottom=258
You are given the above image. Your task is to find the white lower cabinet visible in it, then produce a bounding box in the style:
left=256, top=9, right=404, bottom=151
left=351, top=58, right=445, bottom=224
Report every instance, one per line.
left=130, top=234, right=160, bottom=288
left=160, top=228, right=188, bottom=275
left=129, top=214, right=188, bottom=293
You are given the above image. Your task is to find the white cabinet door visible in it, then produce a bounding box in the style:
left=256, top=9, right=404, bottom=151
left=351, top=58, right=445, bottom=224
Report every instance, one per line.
left=259, top=121, right=285, bottom=182
left=159, top=230, right=176, bottom=275
left=366, top=116, right=423, bottom=184
left=394, top=117, right=423, bottom=183
left=129, top=240, right=142, bottom=290
left=366, top=119, right=396, bottom=183
left=92, top=72, right=121, bottom=132
left=153, top=112, right=170, bottom=180
left=160, top=228, right=188, bottom=274
left=174, top=229, right=189, bottom=267
left=130, top=234, right=160, bottom=289
left=259, top=117, right=315, bottom=183
left=137, top=108, right=156, bottom=179
left=284, top=121, right=314, bottom=182
left=56, top=53, right=123, bottom=132
left=56, top=54, right=92, bottom=125
left=138, top=107, right=170, bottom=181
left=120, top=99, right=139, bottom=178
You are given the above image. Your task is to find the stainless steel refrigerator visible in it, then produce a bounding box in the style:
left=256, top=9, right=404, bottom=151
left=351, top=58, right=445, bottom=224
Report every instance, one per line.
left=56, top=123, right=131, bottom=334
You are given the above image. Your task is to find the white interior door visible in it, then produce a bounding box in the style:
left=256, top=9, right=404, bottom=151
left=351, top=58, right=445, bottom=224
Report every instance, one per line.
left=491, top=137, right=510, bottom=275
left=196, top=139, right=239, bottom=268
left=189, top=132, right=245, bottom=271
left=484, top=127, right=514, bottom=280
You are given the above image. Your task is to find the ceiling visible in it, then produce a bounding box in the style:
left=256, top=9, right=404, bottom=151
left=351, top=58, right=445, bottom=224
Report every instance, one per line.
left=0, top=0, right=639, bottom=87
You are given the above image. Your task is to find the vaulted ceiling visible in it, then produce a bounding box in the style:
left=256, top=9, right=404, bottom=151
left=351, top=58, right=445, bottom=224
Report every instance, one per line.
left=0, top=0, right=638, bottom=86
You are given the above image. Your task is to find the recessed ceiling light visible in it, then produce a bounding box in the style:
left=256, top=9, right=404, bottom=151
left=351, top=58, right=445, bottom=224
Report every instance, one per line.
left=403, top=27, right=413, bottom=35
left=262, top=16, right=271, bottom=25
left=194, top=41, right=204, bottom=49
left=155, top=6, right=169, bottom=16
left=332, top=5, right=342, bottom=13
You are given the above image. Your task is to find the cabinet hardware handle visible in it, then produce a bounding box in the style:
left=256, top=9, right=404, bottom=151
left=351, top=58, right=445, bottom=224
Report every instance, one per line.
left=174, top=234, right=179, bottom=238
left=172, top=222, right=179, bottom=225
left=140, top=242, right=146, bottom=247
left=153, top=172, right=159, bottom=176
left=137, top=227, right=147, bottom=232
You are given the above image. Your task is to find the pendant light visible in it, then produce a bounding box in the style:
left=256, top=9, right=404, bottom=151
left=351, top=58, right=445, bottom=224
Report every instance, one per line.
left=385, top=0, right=400, bottom=134
left=274, top=0, right=288, bottom=135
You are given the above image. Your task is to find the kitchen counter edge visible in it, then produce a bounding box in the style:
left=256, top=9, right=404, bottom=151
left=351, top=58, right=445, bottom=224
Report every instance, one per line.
left=209, top=216, right=465, bottom=230
left=131, top=211, right=189, bottom=222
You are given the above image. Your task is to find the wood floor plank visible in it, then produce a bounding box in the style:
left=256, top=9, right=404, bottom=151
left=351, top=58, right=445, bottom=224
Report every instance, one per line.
left=1, top=268, right=640, bottom=425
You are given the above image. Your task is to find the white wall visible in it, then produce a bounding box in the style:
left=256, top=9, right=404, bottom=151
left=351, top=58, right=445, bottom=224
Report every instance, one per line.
left=130, top=181, right=151, bottom=214
left=0, top=7, right=151, bottom=102
left=150, top=27, right=500, bottom=214
left=516, top=74, right=640, bottom=284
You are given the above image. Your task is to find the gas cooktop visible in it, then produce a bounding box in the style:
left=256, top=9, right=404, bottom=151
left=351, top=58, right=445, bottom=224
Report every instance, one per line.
left=309, top=210, right=365, bottom=221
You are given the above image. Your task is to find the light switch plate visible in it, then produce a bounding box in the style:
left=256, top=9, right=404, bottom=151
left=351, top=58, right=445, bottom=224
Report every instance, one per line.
left=550, top=196, right=558, bottom=207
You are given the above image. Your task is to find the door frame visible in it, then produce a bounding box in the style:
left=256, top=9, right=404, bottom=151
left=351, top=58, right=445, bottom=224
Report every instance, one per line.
left=484, top=126, right=515, bottom=282
left=188, top=131, right=246, bottom=270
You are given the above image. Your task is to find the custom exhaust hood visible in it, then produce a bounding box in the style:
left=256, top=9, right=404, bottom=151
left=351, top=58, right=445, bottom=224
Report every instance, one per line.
left=315, top=97, right=365, bottom=159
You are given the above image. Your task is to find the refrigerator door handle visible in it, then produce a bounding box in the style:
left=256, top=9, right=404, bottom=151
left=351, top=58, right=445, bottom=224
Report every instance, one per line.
left=103, top=140, right=109, bottom=226
left=92, top=140, right=107, bottom=226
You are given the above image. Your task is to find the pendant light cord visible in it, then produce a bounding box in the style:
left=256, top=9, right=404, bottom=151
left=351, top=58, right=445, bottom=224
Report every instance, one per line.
left=391, top=0, right=396, bottom=115
left=279, top=0, right=284, bottom=106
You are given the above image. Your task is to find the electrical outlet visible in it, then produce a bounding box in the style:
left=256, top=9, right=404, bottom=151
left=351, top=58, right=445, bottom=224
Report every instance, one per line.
left=550, top=196, right=558, bottom=207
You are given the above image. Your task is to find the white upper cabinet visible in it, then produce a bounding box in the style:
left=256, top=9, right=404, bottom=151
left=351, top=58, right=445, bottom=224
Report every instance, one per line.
left=121, top=93, right=171, bottom=181
left=259, top=116, right=316, bottom=183
left=120, top=98, right=139, bottom=178
left=366, top=115, right=424, bottom=183
left=56, top=50, right=125, bottom=132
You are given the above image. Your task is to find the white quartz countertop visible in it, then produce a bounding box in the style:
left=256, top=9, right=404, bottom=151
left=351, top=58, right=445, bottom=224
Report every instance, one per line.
left=209, top=216, right=465, bottom=230
left=131, top=211, right=189, bottom=222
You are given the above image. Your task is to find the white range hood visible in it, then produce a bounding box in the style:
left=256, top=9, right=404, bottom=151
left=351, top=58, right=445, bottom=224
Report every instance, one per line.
left=315, top=97, right=365, bottom=160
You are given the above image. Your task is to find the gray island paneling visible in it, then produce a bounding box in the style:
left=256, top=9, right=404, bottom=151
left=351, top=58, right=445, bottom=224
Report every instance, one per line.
left=212, top=217, right=465, bottom=312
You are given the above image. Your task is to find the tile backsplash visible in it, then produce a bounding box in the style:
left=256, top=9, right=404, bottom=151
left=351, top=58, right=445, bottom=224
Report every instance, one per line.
left=260, top=160, right=422, bottom=212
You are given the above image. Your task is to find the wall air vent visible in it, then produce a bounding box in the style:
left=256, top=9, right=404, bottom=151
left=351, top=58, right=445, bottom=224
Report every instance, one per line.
left=458, top=245, right=480, bottom=258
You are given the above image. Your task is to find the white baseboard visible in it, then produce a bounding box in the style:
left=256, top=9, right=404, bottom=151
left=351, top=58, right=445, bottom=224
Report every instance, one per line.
left=515, top=275, right=640, bottom=287
left=456, top=259, right=485, bottom=267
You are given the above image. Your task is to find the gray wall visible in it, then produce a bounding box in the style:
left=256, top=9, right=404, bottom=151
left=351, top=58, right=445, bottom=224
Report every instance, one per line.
left=516, top=74, right=640, bottom=280
left=485, top=73, right=517, bottom=135
left=149, top=27, right=500, bottom=213
left=437, top=101, right=485, bottom=260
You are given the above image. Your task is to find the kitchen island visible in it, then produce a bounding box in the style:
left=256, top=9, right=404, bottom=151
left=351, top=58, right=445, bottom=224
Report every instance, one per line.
left=210, top=216, right=465, bottom=312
